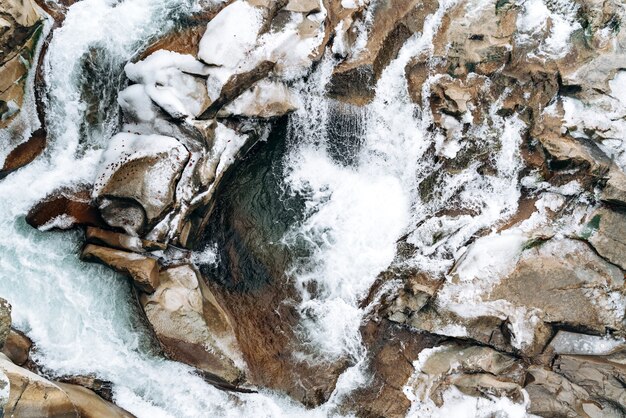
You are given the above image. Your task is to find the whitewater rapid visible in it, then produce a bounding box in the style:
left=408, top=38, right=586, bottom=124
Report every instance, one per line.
left=0, top=0, right=531, bottom=416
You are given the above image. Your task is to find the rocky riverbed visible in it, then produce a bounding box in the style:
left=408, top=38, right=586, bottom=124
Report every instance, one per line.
left=1, top=0, right=626, bottom=416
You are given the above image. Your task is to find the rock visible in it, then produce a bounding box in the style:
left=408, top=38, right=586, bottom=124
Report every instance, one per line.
left=329, top=0, right=439, bottom=105
left=0, top=130, right=46, bottom=179
left=0, top=352, right=132, bottom=418
left=384, top=272, right=443, bottom=322
left=0, top=0, right=43, bottom=128
left=139, top=265, right=244, bottom=385
left=197, top=1, right=266, bottom=68
left=405, top=343, right=525, bottom=407
left=0, top=353, right=79, bottom=417
left=339, top=319, right=442, bottom=418
left=547, top=330, right=626, bottom=356
left=200, top=60, right=276, bottom=119
left=585, top=207, right=626, bottom=270
left=284, top=0, right=320, bottom=13
left=525, top=366, right=600, bottom=418
left=85, top=226, right=165, bottom=253
left=601, top=169, right=626, bottom=207
left=488, top=239, right=625, bottom=335
left=93, top=133, right=190, bottom=235
left=0, top=299, right=10, bottom=349
left=26, top=187, right=106, bottom=231
left=219, top=80, right=298, bottom=118
left=81, top=244, right=160, bottom=294
left=2, top=329, right=32, bottom=366
left=55, top=382, right=134, bottom=418
left=406, top=305, right=516, bottom=354
left=432, top=0, right=516, bottom=77
left=533, top=101, right=613, bottom=177
left=57, top=375, right=114, bottom=403
left=554, top=354, right=626, bottom=413
left=122, top=50, right=211, bottom=119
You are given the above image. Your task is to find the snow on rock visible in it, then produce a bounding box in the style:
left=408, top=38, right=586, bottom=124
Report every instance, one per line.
left=221, top=80, right=299, bottom=118
left=93, top=133, right=189, bottom=234
left=403, top=345, right=530, bottom=418
left=197, top=0, right=326, bottom=117
left=122, top=50, right=211, bottom=119
left=197, top=1, right=265, bottom=67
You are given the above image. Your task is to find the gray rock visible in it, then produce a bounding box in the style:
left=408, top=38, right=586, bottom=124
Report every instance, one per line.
left=586, top=207, right=626, bottom=270
left=0, top=299, right=11, bottom=350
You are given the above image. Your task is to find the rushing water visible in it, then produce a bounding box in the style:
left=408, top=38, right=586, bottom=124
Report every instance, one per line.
left=0, top=0, right=529, bottom=416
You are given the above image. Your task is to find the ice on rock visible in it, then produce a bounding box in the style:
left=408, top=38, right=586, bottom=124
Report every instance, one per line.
left=197, top=0, right=325, bottom=115
left=549, top=331, right=626, bottom=356
left=197, top=1, right=265, bottom=67
left=117, top=84, right=158, bottom=123
left=123, top=50, right=211, bottom=119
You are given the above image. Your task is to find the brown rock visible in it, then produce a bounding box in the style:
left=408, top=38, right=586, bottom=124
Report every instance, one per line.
left=329, top=0, right=439, bottom=105
left=26, top=187, right=105, bottom=231
left=0, top=353, right=79, bottom=417
left=2, top=329, right=32, bottom=366
left=85, top=226, right=167, bottom=253
left=488, top=239, right=625, bottom=334
left=93, top=133, right=190, bottom=235
left=339, top=319, right=442, bottom=418
left=0, top=0, right=43, bottom=128
left=284, top=0, right=320, bottom=13
left=601, top=169, right=626, bottom=207
left=139, top=265, right=244, bottom=385
left=406, top=343, right=526, bottom=407
left=525, top=366, right=598, bottom=418
left=0, top=129, right=46, bottom=179
left=81, top=244, right=160, bottom=293
left=57, top=375, right=114, bottom=402
left=56, top=382, right=134, bottom=418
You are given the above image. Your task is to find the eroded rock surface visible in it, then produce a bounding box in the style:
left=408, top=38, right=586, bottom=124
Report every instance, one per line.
left=139, top=265, right=245, bottom=385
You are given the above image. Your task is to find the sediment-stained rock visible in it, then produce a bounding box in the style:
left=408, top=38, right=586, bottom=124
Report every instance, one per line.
left=139, top=265, right=245, bottom=385
left=26, top=187, right=105, bottom=231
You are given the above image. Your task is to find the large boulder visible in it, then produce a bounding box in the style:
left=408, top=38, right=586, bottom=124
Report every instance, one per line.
left=0, top=0, right=46, bottom=177
left=0, top=352, right=79, bottom=417
left=93, top=133, right=190, bottom=235
left=0, top=352, right=133, bottom=418
left=139, top=265, right=245, bottom=385
left=553, top=353, right=626, bottom=414
left=56, top=382, right=134, bottom=418
left=525, top=366, right=606, bottom=417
